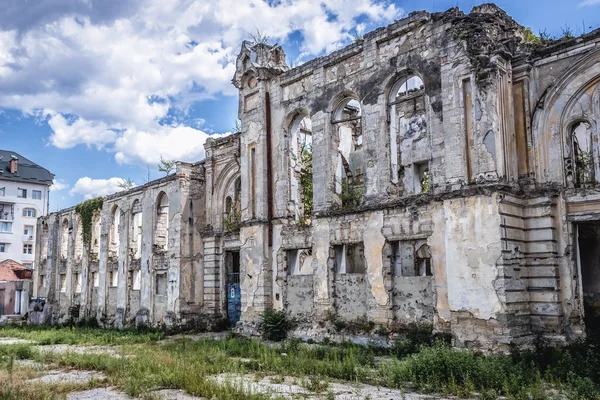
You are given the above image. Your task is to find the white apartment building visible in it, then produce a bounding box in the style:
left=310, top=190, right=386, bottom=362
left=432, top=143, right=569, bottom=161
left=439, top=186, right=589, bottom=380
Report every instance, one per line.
left=0, top=151, right=53, bottom=269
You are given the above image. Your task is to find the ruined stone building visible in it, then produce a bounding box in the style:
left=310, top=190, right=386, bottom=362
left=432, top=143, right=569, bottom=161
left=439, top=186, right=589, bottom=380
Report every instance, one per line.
left=33, top=4, right=600, bottom=349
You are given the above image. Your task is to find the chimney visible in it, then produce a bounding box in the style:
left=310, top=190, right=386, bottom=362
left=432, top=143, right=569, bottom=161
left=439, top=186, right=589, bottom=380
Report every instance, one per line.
left=9, top=156, right=18, bottom=174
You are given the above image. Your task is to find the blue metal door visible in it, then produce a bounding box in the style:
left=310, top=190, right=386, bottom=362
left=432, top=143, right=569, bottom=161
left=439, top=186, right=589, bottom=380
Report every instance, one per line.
left=226, top=250, right=241, bottom=326
left=227, top=280, right=241, bottom=326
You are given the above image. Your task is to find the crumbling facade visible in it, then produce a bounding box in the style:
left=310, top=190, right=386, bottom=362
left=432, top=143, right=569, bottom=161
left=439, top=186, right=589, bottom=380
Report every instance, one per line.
left=34, top=4, right=600, bottom=349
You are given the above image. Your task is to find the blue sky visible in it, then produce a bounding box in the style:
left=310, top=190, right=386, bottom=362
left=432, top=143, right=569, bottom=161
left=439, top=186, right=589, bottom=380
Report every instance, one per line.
left=0, top=0, right=598, bottom=211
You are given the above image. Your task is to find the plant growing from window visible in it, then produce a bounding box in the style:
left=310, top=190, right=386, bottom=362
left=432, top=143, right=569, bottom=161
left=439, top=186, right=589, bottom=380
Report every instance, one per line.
left=75, top=197, right=103, bottom=249
left=576, top=151, right=594, bottom=186
left=339, top=179, right=362, bottom=209
left=298, top=144, right=313, bottom=225
left=223, top=207, right=241, bottom=234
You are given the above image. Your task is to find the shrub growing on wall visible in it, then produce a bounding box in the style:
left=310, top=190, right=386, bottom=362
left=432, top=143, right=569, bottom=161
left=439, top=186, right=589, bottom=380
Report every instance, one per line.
left=75, top=197, right=104, bottom=248
left=260, top=309, right=290, bottom=341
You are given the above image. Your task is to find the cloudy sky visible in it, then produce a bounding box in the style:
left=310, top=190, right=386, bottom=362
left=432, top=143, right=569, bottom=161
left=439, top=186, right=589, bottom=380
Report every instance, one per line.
left=0, top=0, right=598, bottom=210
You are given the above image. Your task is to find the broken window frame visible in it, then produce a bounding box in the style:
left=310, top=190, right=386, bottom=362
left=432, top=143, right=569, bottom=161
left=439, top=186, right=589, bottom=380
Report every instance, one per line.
left=288, top=114, right=313, bottom=224
left=388, top=74, right=426, bottom=186
left=154, top=192, right=169, bottom=251
left=334, top=243, right=366, bottom=275
left=60, top=219, right=69, bottom=259
left=571, top=120, right=595, bottom=188
left=332, top=97, right=364, bottom=202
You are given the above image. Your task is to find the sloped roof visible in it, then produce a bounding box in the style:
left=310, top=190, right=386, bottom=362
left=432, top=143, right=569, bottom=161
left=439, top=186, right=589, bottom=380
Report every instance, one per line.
left=0, top=149, right=54, bottom=185
left=0, top=259, right=32, bottom=281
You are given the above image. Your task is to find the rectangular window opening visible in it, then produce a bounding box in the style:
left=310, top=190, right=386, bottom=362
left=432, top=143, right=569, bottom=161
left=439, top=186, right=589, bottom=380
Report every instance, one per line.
left=335, top=243, right=365, bottom=274
left=32, top=190, right=42, bottom=200
left=74, top=272, right=82, bottom=293
left=59, top=274, right=67, bottom=293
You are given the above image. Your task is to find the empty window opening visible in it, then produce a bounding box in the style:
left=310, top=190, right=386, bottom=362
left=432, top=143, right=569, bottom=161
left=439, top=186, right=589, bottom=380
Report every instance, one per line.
left=130, top=200, right=142, bottom=260
left=40, top=223, right=49, bottom=261
left=74, top=272, right=82, bottom=293
left=59, top=274, right=67, bottom=293
left=60, top=219, right=69, bottom=259
left=415, top=244, right=433, bottom=276
left=226, top=251, right=241, bottom=284
left=333, top=98, right=364, bottom=200
left=223, top=177, right=242, bottom=233
left=155, top=273, right=167, bottom=296
left=154, top=192, right=169, bottom=251
left=109, top=270, right=119, bottom=287
left=388, top=75, right=427, bottom=188
left=93, top=272, right=99, bottom=288
left=130, top=270, right=141, bottom=290
left=572, top=121, right=594, bottom=187
left=74, top=217, right=84, bottom=262
left=334, top=243, right=365, bottom=274
left=415, top=161, right=430, bottom=194
left=110, top=206, right=120, bottom=254
left=287, top=248, right=313, bottom=276
left=250, top=147, right=256, bottom=219
left=91, top=215, right=101, bottom=255
left=578, top=222, right=600, bottom=329
left=289, top=115, right=313, bottom=223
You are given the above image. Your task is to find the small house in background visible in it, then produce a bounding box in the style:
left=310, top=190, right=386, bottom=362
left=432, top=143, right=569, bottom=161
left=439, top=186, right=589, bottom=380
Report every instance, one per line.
left=0, top=259, right=32, bottom=318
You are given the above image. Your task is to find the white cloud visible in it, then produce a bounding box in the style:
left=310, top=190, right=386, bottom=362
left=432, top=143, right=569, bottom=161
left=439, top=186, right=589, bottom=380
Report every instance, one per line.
left=0, top=0, right=403, bottom=165
left=69, top=177, right=133, bottom=199
left=579, top=0, right=600, bottom=6
left=114, top=125, right=228, bottom=165
left=50, top=179, right=69, bottom=192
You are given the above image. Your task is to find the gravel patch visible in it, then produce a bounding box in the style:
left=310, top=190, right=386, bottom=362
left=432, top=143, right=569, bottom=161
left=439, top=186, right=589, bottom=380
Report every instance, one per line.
left=151, top=389, right=207, bottom=399
left=158, top=332, right=229, bottom=345
left=0, top=337, right=36, bottom=345
left=34, top=344, right=123, bottom=357
left=15, top=359, right=46, bottom=370
left=211, top=373, right=445, bottom=399
left=28, top=369, right=106, bottom=384
left=67, top=388, right=134, bottom=400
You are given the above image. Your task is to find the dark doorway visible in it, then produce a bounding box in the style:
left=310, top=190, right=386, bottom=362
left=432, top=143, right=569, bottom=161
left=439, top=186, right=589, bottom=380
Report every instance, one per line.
left=0, top=289, right=4, bottom=315
left=226, top=251, right=241, bottom=326
left=578, top=222, right=600, bottom=330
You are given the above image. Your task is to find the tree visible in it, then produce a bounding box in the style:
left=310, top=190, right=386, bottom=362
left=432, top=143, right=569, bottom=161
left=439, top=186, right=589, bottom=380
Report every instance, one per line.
left=117, top=178, right=135, bottom=191
left=158, top=155, right=176, bottom=176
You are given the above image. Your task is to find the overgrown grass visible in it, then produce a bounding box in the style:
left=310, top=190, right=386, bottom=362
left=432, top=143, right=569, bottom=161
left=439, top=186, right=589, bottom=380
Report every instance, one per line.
left=0, top=324, right=164, bottom=345
left=3, top=325, right=600, bottom=399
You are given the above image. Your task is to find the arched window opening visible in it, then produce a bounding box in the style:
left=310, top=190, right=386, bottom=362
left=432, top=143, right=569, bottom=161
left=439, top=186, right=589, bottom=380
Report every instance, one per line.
left=388, top=75, right=428, bottom=192
left=289, top=115, right=313, bottom=223
left=154, top=193, right=169, bottom=251
left=130, top=200, right=142, bottom=260
left=415, top=244, right=432, bottom=277
left=60, top=219, right=69, bottom=259
left=73, top=216, right=84, bottom=262
left=332, top=98, right=363, bottom=207
left=41, top=223, right=49, bottom=261
left=91, top=214, right=101, bottom=256
left=109, top=206, right=120, bottom=255
left=223, top=177, right=242, bottom=233
left=572, top=121, right=594, bottom=187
